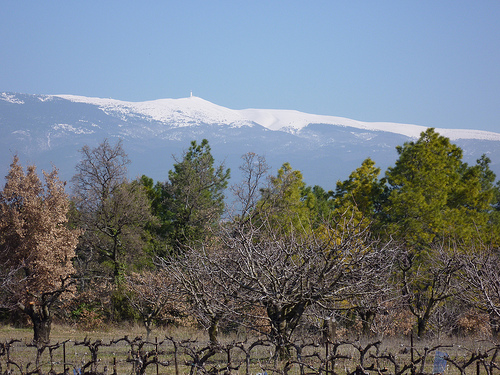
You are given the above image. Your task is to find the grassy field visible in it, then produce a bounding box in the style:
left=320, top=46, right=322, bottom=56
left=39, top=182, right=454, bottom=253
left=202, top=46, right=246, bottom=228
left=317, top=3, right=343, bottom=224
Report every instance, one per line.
left=0, top=324, right=497, bottom=375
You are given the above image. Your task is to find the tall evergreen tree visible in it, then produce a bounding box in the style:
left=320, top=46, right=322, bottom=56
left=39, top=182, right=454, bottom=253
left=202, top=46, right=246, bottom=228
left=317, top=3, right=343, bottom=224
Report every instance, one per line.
left=335, top=158, right=384, bottom=215
left=161, top=139, right=230, bottom=255
left=446, top=154, right=499, bottom=244
left=380, top=128, right=498, bottom=336
left=334, top=157, right=385, bottom=231
left=330, top=158, right=388, bottom=334
left=302, top=185, right=335, bottom=227
left=383, top=128, right=462, bottom=249
left=259, top=162, right=314, bottom=234
left=382, top=128, right=498, bottom=249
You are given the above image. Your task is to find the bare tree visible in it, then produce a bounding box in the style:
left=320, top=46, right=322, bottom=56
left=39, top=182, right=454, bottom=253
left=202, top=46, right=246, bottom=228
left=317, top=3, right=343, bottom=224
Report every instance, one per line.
left=71, top=139, right=154, bottom=283
left=157, top=247, right=241, bottom=347
left=397, top=242, right=464, bottom=337
left=218, top=211, right=394, bottom=359
left=0, top=156, right=82, bottom=345
left=230, top=155, right=396, bottom=356
left=125, top=270, right=179, bottom=341
left=229, top=152, right=271, bottom=220
left=157, top=152, right=268, bottom=347
left=461, top=245, right=500, bottom=338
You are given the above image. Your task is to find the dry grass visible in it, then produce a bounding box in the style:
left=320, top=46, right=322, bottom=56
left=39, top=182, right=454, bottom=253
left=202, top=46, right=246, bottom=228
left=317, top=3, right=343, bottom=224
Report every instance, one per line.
left=0, top=324, right=498, bottom=375
left=0, top=323, right=270, bottom=374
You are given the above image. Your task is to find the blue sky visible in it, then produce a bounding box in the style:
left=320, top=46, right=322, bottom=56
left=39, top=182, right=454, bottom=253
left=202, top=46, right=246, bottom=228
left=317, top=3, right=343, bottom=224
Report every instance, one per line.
left=2, top=1, right=500, bottom=132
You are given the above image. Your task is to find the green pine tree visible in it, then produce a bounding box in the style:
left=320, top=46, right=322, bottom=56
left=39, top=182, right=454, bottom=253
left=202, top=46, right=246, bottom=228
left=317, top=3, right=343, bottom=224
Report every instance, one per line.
left=379, top=128, right=499, bottom=337
left=334, top=157, right=385, bottom=227
left=259, top=162, right=313, bottom=234
left=382, top=128, right=463, bottom=251
left=162, top=139, right=230, bottom=255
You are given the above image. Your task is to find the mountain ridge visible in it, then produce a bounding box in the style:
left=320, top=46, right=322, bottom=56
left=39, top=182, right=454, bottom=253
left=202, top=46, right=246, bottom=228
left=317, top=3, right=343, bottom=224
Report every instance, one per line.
left=53, top=93, right=500, bottom=141
left=1, top=92, right=499, bottom=190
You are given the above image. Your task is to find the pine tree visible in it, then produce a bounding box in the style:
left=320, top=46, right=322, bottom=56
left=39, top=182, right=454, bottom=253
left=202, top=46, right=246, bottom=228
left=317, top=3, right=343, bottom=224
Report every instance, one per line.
left=334, top=157, right=385, bottom=230
left=380, top=128, right=499, bottom=336
left=383, top=128, right=463, bottom=250
left=161, top=139, right=230, bottom=255
left=383, top=128, right=498, bottom=249
left=258, top=162, right=314, bottom=234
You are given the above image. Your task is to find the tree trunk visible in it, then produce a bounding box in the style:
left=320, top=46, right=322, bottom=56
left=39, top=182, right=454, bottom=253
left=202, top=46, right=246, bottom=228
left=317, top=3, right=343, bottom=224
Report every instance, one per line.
left=488, top=308, right=500, bottom=339
left=144, top=317, right=153, bottom=342
left=112, top=236, right=122, bottom=284
left=415, top=299, right=436, bottom=338
left=267, top=304, right=289, bottom=360
left=33, top=317, right=51, bottom=346
left=208, top=316, right=219, bottom=347
left=416, top=314, right=429, bottom=338
left=358, top=309, right=376, bottom=336
left=24, top=304, right=52, bottom=346
left=267, top=301, right=307, bottom=360
left=269, top=320, right=290, bottom=361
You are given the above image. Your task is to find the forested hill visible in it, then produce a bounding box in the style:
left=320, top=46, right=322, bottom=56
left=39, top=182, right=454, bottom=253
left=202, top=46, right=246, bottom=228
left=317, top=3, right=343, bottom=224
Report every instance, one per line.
left=1, top=91, right=499, bottom=189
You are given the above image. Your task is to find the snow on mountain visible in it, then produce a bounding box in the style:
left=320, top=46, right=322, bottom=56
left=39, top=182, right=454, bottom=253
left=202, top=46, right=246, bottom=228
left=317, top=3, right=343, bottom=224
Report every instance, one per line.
left=55, top=95, right=253, bottom=128
left=55, top=94, right=500, bottom=141
left=1, top=92, right=25, bottom=105
left=1, top=92, right=500, bottom=190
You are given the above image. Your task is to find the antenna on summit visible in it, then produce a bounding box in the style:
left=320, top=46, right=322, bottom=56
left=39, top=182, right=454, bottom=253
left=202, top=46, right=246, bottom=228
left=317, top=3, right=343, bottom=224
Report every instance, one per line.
left=190, top=91, right=193, bottom=98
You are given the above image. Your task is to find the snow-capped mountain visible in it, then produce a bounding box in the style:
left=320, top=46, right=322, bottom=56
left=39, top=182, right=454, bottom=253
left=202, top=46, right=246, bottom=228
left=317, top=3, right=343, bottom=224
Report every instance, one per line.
left=55, top=93, right=500, bottom=141
left=1, top=92, right=500, bottom=190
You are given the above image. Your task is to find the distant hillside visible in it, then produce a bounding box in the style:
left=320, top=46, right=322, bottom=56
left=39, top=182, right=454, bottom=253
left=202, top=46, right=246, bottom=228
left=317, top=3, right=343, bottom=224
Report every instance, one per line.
left=1, top=92, right=499, bottom=190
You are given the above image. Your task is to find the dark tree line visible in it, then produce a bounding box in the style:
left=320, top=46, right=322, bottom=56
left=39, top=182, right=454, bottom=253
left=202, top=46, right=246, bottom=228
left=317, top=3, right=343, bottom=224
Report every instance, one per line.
left=1, top=129, right=500, bottom=355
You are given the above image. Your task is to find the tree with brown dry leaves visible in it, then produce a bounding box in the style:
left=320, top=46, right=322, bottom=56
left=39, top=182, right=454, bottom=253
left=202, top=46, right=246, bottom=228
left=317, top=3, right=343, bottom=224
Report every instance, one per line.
left=0, top=156, right=82, bottom=345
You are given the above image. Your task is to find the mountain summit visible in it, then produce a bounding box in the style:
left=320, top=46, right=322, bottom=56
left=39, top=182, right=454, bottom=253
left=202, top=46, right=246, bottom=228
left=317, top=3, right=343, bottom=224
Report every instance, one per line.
left=55, top=94, right=500, bottom=141
left=1, top=92, right=499, bottom=188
